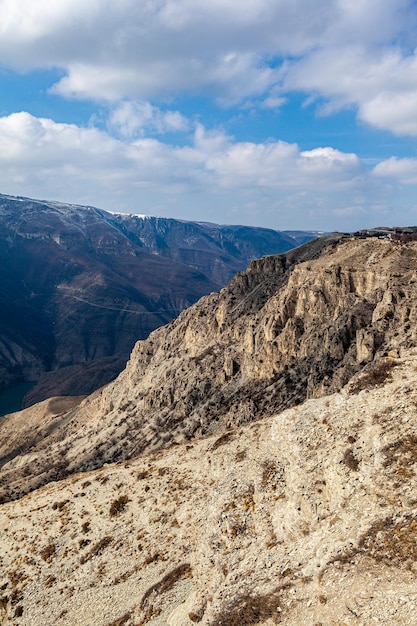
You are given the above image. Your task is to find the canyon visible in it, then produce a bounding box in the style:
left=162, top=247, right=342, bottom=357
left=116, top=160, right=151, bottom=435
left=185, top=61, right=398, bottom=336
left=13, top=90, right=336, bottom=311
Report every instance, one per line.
left=1, top=232, right=417, bottom=625
left=0, top=194, right=311, bottom=405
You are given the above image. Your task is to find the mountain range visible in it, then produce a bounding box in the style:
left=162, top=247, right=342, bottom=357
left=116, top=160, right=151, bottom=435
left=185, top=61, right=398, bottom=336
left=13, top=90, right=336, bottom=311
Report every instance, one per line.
left=0, top=194, right=317, bottom=406
left=1, top=231, right=417, bottom=625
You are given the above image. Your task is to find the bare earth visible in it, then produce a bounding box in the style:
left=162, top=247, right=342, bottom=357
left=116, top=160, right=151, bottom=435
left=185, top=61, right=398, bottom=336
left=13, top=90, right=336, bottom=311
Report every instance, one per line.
left=1, top=350, right=417, bottom=625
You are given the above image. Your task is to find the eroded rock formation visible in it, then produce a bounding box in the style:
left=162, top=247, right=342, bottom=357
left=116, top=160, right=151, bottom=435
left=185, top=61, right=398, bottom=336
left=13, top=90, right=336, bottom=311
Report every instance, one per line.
left=1, top=235, right=417, bottom=503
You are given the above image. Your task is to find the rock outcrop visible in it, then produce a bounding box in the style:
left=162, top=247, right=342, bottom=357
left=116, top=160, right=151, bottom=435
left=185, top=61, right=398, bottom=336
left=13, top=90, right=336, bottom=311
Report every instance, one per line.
left=1, top=234, right=417, bottom=503
left=0, top=193, right=307, bottom=402
left=1, top=349, right=417, bottom=625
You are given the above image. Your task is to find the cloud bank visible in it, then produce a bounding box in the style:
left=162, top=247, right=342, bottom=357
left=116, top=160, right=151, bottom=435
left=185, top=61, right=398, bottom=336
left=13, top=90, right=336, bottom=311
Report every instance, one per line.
left=1, top=0, right=416, bottom=133
left=0, top=0, right=416, bottom=228
left=0, top=111, right=415, bottom=230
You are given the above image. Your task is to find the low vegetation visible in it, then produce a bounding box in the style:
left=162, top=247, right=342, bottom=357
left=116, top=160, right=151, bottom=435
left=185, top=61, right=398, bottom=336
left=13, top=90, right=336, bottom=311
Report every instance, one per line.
left=40, top=543, right=56, bottom=563
left=349, top=359, right=397, bottom=394
left=211, top=591, right=281, bottom=626
left=80, top=536, right=113, bottom=565
left=109, top=495, right=130, bottom=517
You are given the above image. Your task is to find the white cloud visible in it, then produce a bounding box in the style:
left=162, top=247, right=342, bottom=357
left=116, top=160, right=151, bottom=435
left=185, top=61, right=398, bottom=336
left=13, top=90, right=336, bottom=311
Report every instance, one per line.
left=0, top=0, right=327, bottom=101
left=0, top=0, right=416, bottom=138
left=108, top=101, right=189, bottom=138
left=286, top=44, right=417, bottom=135
left=260, top=95, right=287, bottom=110
left=0, top=110, right=411, bottom=230
left=299, top=147, right=364, bottom=181
left=373, top=157, right=417, bottom=185
left=203, top=139, right=366, bottom=193
left=359, top=87, right=417, bottom=136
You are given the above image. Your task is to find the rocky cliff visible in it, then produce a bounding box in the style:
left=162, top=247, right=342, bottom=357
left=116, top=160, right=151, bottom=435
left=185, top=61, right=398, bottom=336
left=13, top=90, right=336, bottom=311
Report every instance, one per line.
left=0, top=194, right=306, bottom=403
left=1, top=234, right=417, bottom=504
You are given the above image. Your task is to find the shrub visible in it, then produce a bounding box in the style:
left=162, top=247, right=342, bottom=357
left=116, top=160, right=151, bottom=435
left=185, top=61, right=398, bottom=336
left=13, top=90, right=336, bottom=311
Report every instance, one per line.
left=109, top=495, right=130, bottom=517
left=211, top=592, right=281, bottom=626
left=52, top=500, right=69, bottom=511
left=211, top=432, right=234, bottom=451
left=81, top=521, right=90, bottom=533
left=107, top=613, right=131, bottom=626
left=342, top=448, right=359, bottom=471
left=40, top=543, right=56, bottom=563
left=80, top=536, right=112, bottom=564
left=349, top=359, right=397, bottom=394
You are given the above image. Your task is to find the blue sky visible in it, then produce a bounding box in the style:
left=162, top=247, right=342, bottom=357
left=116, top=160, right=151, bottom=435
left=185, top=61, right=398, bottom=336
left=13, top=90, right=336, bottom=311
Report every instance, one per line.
left=0, top=0, right=417, bottom=231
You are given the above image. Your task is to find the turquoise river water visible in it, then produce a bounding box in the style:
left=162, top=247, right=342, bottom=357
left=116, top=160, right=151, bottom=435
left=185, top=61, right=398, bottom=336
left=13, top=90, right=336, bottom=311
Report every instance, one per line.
left=0, top=382, right=35, bottom=417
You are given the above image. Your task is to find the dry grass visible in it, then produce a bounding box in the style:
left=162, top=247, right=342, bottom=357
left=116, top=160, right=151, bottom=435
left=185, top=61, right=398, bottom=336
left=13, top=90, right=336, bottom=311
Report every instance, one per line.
left=211, top=432, right=235, bottom=451
left=51, top=500, right=69, bottom=511
left=383, top=435, right=417, bottom=482
left=358, top=514, right=417, bottom=567
left=40, top=543, right=56, bottom=563
left=235, top=449, right=247, bottom=462
left=331, top=514, right=417, bottom=569
left=80, top=536, right=112, bottom=565
left=342, top=448, right=359, bottom=471
left=349, top=359, right=397, bottom=395
left=139, top=564, right=192, bottom=623
left=106, top=612, right=132, bottom=626
left=109, top=495, right=130, bottom=517
left=211, top=591, right=281, bottom=626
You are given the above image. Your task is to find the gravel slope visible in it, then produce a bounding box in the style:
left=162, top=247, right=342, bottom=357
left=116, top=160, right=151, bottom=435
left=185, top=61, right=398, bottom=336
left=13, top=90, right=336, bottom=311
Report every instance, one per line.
left=1, top=350, right=417, bottom=625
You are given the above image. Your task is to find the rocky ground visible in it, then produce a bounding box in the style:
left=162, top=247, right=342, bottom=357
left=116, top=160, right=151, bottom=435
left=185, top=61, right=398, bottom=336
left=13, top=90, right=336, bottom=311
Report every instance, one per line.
left=2, top=236, right=417, bottom=504
left=1, top=349, right=417, bottom=625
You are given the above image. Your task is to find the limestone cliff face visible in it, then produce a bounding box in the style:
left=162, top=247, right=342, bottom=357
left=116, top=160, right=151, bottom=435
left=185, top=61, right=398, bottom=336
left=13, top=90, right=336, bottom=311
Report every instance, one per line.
left=1, top=235, right=417, bottom=502
left=108, top=236, right=416, bottom=436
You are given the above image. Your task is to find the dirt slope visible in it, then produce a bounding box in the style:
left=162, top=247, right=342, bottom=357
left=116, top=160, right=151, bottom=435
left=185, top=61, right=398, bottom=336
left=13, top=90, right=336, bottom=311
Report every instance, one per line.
left=1, top=350, right=417, bottom=625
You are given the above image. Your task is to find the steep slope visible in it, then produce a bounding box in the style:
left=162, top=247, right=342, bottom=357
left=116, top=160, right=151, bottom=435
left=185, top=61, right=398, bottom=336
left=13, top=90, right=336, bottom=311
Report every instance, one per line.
left=0, top=195, right=217, bottom=396
left=1, top=350, right=417, bottom=625
left=1, top=234, right=417, bottom=503
left=0, top=194, right=310, bottom=405
left=105, top=213, right=313, bottom=285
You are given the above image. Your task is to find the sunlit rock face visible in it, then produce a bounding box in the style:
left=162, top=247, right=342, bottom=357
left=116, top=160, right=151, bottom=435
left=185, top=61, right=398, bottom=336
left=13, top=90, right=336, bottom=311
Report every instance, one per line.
left=1, top=233, right=417, bottom=505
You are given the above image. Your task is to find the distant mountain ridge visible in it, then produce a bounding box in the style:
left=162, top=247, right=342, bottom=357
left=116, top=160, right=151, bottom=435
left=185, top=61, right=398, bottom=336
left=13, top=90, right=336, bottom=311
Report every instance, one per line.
left=0, top=193, right=317, bottom=404
left=91, top=209, right=320, bottom=285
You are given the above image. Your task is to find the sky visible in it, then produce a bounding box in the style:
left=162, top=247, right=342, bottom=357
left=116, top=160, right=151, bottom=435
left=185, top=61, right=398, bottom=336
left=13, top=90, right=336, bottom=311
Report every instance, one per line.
left=0, top=1, right=417, bottom=231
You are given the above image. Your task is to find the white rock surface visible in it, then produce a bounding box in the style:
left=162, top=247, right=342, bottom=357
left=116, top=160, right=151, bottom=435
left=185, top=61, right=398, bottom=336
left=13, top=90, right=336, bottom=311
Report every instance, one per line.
left=1, top=350, right=417, bottom=625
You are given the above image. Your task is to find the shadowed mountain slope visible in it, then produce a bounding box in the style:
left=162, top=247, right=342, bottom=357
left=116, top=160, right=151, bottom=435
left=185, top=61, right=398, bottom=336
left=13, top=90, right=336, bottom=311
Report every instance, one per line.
left=0, top=194, right=308, bottom=403
left=104, top=212, right=312, bottom=285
